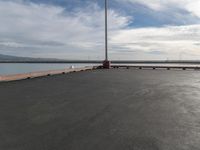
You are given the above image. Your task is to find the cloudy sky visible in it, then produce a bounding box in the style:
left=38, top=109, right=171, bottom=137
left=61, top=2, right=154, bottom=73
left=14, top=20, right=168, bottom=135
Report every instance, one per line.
left=0, top=0, right=200, bottom=60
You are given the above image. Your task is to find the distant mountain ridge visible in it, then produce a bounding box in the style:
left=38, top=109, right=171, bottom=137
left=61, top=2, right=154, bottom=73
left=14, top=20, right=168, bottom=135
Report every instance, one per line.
left=0, top=54, right=102, bottom=63
left=0, top=54, right=59, bottom=61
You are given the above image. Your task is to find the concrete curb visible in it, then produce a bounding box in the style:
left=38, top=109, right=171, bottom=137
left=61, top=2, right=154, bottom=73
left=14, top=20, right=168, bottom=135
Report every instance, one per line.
left=0, top=66, right=96, bottom=82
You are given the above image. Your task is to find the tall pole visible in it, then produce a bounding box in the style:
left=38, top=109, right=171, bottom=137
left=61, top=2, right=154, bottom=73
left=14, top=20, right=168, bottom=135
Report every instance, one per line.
left=105, top=0, right=108, bottom=61
left=103, top=0, right=110, bottom=68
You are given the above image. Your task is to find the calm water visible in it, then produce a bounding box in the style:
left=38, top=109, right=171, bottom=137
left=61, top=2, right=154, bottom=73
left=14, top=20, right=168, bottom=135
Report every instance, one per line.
left=0, top=63, right=97, bottom=75
left=1, top=63, right=200, bottom=75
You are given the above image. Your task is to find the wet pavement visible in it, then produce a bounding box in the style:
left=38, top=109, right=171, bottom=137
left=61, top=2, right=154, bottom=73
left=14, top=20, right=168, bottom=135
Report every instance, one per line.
left=0, top=69, right=200, bottom=150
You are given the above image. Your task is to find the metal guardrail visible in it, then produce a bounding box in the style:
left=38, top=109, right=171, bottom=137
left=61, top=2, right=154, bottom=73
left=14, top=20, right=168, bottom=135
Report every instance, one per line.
left=108, top=65, right=200, bottom=70
left=111, top=60, right=200, bottom=64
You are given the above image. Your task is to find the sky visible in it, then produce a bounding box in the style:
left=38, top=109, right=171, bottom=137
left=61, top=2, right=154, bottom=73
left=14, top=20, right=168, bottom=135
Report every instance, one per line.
left=0, top=0, right=200, bottom=60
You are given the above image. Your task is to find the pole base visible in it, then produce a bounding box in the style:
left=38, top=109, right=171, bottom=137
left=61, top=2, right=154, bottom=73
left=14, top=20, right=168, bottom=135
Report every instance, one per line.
left=103, top=60, right=111, bottom=69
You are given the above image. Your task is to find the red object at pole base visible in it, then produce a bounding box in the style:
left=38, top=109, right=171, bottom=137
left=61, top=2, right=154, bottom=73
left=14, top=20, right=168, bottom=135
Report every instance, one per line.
left=103, top=60, right=111, bottom=69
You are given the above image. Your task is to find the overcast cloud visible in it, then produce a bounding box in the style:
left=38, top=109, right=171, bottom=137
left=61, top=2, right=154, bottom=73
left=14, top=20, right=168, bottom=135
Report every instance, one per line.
left=0, top=0, right=200, bottom=60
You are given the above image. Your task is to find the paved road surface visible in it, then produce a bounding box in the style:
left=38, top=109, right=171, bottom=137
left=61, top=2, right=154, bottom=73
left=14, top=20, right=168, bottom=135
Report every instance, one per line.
left=0, top=69, right=200, bottom=150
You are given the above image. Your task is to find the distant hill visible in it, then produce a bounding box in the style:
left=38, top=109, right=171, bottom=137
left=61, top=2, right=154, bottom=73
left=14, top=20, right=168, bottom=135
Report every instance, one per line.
left=0, top=54, right=59, bottom=61
left=0, top=54, right=102, bottom=63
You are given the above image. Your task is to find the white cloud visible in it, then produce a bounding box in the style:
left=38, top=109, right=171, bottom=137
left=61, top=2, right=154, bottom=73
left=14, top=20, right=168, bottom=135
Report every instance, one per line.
left=187, top=1, right=200, bottom=17
left=110, top=25, right=200, bottom=60
left=0, top=0, right=130, bottom=59
left=0, top=0, right=200, bottom=60
left=119, top=0, right=200, bottom=17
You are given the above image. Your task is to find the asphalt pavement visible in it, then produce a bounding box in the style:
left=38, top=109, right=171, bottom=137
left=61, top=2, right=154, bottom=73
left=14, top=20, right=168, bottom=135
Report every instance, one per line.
left=0, top=69, right=200, bottom=150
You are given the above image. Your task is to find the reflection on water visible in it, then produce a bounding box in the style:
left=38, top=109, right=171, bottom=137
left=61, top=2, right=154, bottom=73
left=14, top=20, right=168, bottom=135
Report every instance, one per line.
left=0, top=63, right=97, bottom=75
